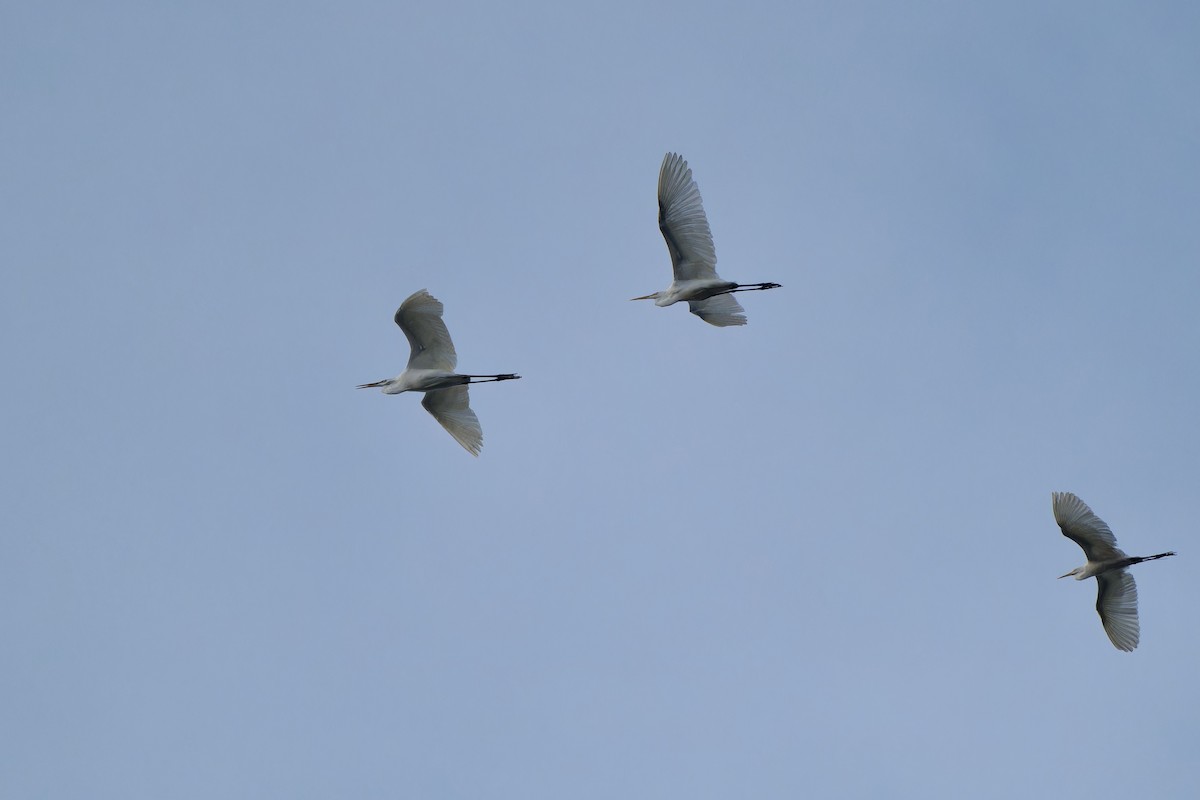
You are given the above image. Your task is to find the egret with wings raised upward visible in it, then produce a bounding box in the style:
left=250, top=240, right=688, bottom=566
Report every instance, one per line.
left=631, top=152, right=781, bottom=327
left=1053, top=491, right=1175, bottom=651
left=358, top=289, right=519, bottom=456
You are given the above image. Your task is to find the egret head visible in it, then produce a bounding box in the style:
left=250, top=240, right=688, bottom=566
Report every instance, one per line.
left=1058, top=566, right=1085, bottom=580
left=630, top=292, right=661, bottom=302
left=357, top=376, right=411, bottom=394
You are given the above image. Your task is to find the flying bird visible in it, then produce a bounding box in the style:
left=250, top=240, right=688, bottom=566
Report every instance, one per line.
left=1053, top=491, right=1175, bottom=651
left=631, top=152, right=781, bottom=327
left=358, top=289, right=519, bottom=456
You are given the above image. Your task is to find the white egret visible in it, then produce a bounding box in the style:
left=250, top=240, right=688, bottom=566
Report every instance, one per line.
left=1053, top=491, right=1174, bottom=651
left=631, top=152, right=781, bottom=327
left=358, top=289, right=519, bottom=456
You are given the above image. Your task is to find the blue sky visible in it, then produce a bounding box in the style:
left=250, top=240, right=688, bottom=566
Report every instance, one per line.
left=3, top=2, right=1199, bottom=797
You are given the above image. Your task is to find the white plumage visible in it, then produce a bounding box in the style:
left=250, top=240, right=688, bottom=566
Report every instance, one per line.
left=631, top=152, right=781, bottom=327
left=358, top=290, right=519, bottom=456
left=1053, top=492, right=1174, bottom=651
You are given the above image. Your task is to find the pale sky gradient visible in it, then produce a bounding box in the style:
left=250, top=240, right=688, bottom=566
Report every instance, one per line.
left=4, top=2, right=1200, bottom=798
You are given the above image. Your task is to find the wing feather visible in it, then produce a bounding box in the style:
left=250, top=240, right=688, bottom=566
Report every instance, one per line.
left=1052, top=492, right=1126, bottom=562
left=688, top=294, right=747, bottom=327
left=421, top=386, right=482, bottom=456
left=658, top=153, right=719, bottom=282
left=1095, top=569, right=1139, bottom=651
left=395, top=289, right=458, bottom=371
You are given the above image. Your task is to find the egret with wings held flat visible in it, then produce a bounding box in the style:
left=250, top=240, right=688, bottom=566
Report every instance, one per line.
left=1053, top=491, right=1174, bottom=651
left=358, top=289, right=519, bottom=456
left=631, top=152, right=781, bottom=327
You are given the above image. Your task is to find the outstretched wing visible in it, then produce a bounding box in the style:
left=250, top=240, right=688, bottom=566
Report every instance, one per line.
left=421, top=386, right=482, bottom=456
left=658, top=152, right=719, bottom=282
left=395, top=289, right=458, bottom=371
left=688, top=294, right=746, bottom=327
left=1052, top=492, right=1126, bottom=562
left=1095, top=569, right=1139, bottom=651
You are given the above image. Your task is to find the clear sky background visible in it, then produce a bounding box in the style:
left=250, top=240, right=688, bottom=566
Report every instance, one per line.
left=4, top=2, right=1199, bottom=797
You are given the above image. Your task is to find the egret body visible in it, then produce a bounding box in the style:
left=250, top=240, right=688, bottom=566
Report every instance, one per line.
left=1052, top=491, right=1174, bottom=651
left=358, top=289, right=519, bottom=456
left=632, top=152, right=781, bottom=327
